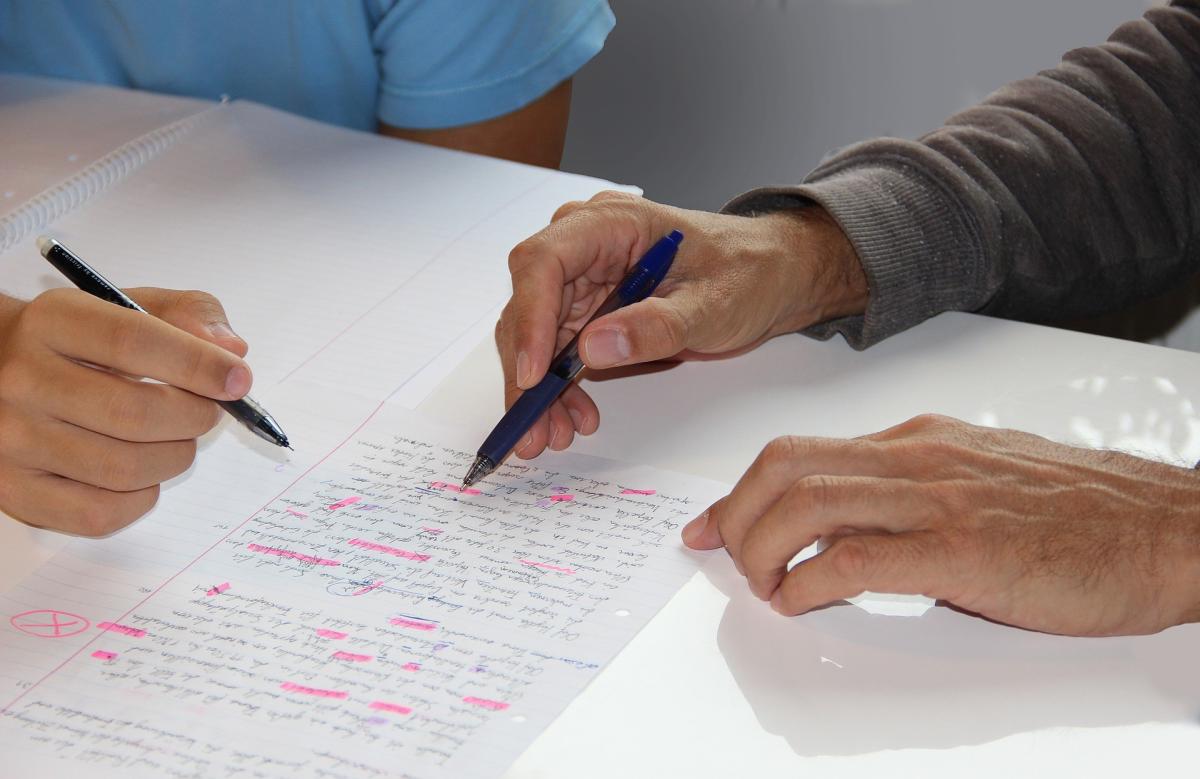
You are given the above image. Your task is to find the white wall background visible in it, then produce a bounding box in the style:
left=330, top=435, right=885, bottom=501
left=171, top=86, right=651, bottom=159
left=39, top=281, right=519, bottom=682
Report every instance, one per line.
left=561, top=0, right=1200, bottom=349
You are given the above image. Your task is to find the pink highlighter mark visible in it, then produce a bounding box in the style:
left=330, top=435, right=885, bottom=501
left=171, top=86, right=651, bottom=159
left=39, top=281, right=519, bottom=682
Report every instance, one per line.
left=91, top=650, right=117, bottom=661
left=390, top=617, right=437, bottom=632
left=333, top=651, right=373, bottom=663
left=97, top=622, right=146, bottom=638
left=285, top=507, right=309, bottom=518
left=205, top=582, right=231, bottom=597
left=463, top=696, right=509, bottom=711
left=370, top=701, right=413, bottom=715
left=246, top=543, right=340, bottom=567
left=429, top=481, right=481, bottom=496
left=348, top=538, right=430, bottom=562
left=352, top=579, right=385, bottom=596
left=519, top=559, right=576, bottom=575
left=327, top=496, right=362, bottom=511
left=401, top=662, right=421, bottom=672
left=548, top=494, right=575, bottom=503
left=621, top=488, right=657, bottom=496
left=316, top=628, right=348, bottom=640
left=281, top=681, right=348, bottom=699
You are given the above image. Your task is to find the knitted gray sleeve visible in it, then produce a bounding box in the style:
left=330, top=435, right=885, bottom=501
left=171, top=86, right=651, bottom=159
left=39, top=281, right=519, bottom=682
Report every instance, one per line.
left=725, top=1, right=1200, bottom=349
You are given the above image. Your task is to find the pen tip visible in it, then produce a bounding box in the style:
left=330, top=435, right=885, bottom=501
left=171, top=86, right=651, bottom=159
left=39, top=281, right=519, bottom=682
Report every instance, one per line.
left=36, top=235, right=54, bottom=256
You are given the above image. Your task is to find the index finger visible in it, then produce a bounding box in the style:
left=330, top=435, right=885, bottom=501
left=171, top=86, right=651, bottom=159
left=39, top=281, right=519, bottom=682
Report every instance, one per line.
left=500, top=196, right=650, bottom=389
left=36, top=290, right=251, bottom=401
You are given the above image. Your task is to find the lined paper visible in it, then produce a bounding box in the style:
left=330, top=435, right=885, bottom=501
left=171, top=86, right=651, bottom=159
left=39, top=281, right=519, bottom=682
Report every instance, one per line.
left=0, top=406, right=726, bottom=778
left=0, top=90, right=707, bottom=778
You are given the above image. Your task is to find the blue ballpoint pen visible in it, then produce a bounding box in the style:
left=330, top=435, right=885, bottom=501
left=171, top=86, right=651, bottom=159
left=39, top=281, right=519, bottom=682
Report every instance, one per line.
left=461, top=230, right=683, bottom=488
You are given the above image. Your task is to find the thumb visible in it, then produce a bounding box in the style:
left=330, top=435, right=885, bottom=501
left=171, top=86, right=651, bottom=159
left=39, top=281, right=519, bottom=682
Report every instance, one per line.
left=126, top=288, right=249, bottom=358
left=578, top=296, right=694, bottom=369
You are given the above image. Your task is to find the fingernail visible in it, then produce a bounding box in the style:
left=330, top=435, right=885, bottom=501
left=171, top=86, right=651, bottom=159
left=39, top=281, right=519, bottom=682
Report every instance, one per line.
left=516, top=351, right=532, bottom=389
left=516, top=431, right=534, bottom=458
left=225, top=365, right=251, bottom=398
left=583, top=328, right=630, bottom=369
left=681, top=511, right=708, bottom=546
left=769, top=590, right=787, bottom=615
left=567, top=407, right=585, bottom=431
left=209, top=321, right=242, bottom=343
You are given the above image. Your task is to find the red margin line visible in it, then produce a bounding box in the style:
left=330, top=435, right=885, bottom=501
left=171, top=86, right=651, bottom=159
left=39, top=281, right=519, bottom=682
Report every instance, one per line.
left=1, top=397, right=389, bottom=713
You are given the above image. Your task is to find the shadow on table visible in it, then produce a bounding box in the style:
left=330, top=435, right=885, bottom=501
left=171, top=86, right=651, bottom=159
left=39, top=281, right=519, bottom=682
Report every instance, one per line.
left=700, top=555, right=1200, bottom=757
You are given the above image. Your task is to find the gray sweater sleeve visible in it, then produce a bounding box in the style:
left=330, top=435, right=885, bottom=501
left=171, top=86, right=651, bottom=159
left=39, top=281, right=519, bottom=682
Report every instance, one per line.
left=724, top=1, right=1200, bottom=349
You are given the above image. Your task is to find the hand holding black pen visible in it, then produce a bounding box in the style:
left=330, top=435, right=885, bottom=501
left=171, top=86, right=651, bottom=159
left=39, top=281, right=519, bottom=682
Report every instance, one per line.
left=0, top=237, right=286, bottom=536
left=38, top=237, right=289, bottom=449
left=463, top=230, right=683, bottom=487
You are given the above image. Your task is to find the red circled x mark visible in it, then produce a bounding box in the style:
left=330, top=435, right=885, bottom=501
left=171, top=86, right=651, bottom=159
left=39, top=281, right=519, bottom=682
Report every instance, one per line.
left=9, top=610, right=91, bottom=639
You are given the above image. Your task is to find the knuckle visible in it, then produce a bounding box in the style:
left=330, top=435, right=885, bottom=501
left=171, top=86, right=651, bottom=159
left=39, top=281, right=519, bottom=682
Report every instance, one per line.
left=925, top=480, right=971, bottom=520
left=589, top=190, right=639, bottom=206
left=26, top=288, right=72, bottom=319
left=171, top=440, right=199, bottom=477
left=646, top=304, right=689, bottom=350
left=905, top=413, right=957, bottom=434
left=106, top=314, right=148, bottom=365
left=507, top=239, right=541, bottom=273
left=199, top=400, right=223, bottom=435
left=739, top=528, right=773, bottom=574
left=176, top=290, right=226, bottom=325
left=760, top=436, right=804, bottom=468
left=178, top=289, right=219, bottom=309
left=178, top=339, right=212, bottom=388
left=787, top=474, right=837, bottom=517
left=76, top=500, right=121, bottom=537
left=79, top=488, right=157, bottom=537
left=94, top=449, right=142, bottom=492
left=827, top=536, right=875, bottom=583
left=103, top=387, right=151, bottom=436
left=551, top=200, right=585, bottom=222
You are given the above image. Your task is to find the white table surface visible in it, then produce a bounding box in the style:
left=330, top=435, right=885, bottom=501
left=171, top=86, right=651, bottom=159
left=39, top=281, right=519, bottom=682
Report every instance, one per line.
left=412, top=311, right=1200, bottom=779
left=0, top=305, right=1197, bottom=776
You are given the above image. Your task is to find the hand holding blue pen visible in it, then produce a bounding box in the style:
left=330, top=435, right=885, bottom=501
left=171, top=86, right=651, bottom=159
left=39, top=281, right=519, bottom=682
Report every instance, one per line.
left=462, top=230, right=683, bottom=486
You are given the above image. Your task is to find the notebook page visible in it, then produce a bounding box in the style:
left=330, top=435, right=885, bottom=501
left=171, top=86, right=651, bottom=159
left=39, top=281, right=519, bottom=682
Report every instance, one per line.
left=0, top=100, right=638, bottom=401
left=0, top=405, right=727, bottom=778
left=0, top=74, right=209, bottom=217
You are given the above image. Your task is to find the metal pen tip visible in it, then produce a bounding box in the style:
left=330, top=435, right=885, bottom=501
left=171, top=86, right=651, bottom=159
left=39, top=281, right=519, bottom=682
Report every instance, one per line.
left=462, top=455, right=494, bottom=488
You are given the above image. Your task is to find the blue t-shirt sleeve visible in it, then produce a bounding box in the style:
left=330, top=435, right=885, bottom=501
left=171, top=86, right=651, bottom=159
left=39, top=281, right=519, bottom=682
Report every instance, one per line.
left=371, top=0, right=614, bottom=129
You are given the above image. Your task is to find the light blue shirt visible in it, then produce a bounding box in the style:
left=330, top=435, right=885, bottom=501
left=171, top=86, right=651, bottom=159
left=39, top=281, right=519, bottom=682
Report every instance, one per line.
left=0, top=0, right=614, bottom=131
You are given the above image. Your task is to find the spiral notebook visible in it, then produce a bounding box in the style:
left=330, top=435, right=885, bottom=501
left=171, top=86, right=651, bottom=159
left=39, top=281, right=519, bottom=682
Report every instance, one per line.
left=0, top=76, right=735, bottom=779
left=0, top=74, right=639, bottom=401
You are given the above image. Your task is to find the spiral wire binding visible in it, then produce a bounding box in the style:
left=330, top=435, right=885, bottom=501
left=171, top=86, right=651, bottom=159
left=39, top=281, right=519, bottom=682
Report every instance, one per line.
left=0, top=101, right=227, bottom=255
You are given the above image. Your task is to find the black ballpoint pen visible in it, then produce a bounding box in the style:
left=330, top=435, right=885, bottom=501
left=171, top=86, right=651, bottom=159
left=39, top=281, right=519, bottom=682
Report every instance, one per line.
left=37, top=236, right=291, bottom=449
left=462, top=230, right=683, bottom=487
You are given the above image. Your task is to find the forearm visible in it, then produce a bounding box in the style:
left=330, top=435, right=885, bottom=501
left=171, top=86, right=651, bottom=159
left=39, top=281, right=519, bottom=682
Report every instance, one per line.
left=728, top=1, right=1200, bottom=348
left=379, top=80, right=572, bottom=169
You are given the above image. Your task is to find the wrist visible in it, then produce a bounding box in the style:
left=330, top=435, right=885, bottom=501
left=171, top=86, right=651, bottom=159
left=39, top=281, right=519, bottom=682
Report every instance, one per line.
left=1173, top=506, right=1200, bottom=627
left=758, top=206, right=868, bottom=335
